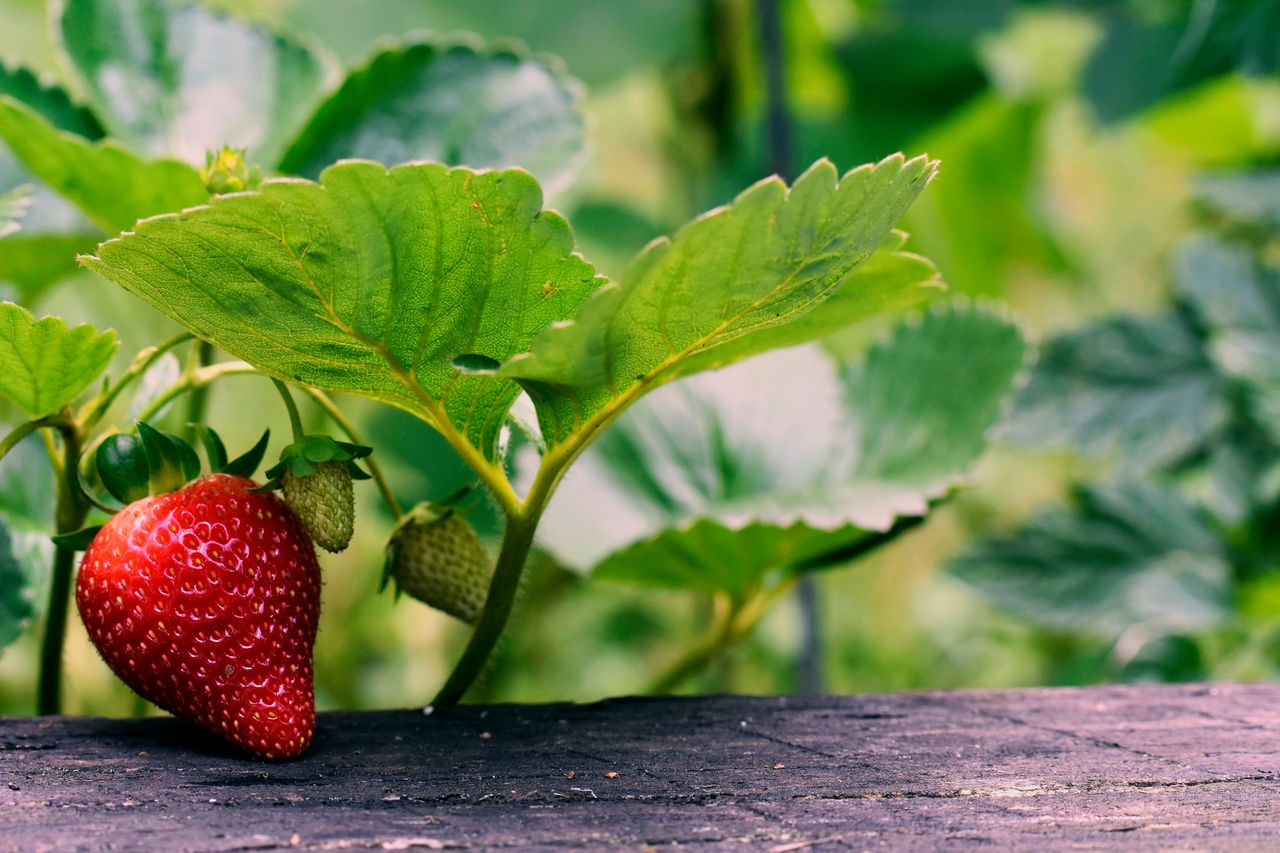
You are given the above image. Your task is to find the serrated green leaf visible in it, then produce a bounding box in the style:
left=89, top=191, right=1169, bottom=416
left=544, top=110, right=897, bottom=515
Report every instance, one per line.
left=0, top=184, right=28, bottom=238
left=1000, top=312, right=1225, bottom=470
left=672, top=230, right=944, bottom=377
left=82, top=160, right=603, bottom=460
left=501, top=154, right=940, bottom=447
left=594, top=519, right=858, bottom=598
left=0, top=98, right=208, bottom=233
left=279, top=36, right=585, bottom=188
left=540, top=304, right=1025, bottom=597
left=57, top=0, right=336, bottom=167
left=0, top=302, right=116, bottom=417
left=948, top=481, right=1230, bottom=637
left=1172, top=234, right=1280, bottom=445
left=0, top=516, right=35, bottom=650
left=842, top=303, right=1026, bottom=485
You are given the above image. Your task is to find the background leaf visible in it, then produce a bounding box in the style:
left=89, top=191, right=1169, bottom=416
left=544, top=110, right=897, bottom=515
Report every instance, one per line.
left=0, top=63, right=102, bottom=295
left=57, top=0, right=337, bottom=167
left=0, top=184, right=28, bottom=238
left=1172, top=234, right=1280, bottom=445
left=536, top=304, right=1025, bottom=597
left=1196, top=170, right=1280, bottom=232
left=279, top=36, right=585, bottom=188
left=948, top=481, right=1231, bottom=637
left=1000, top=312, right=1226, bottom=470
left=83, top=160, right=602, bottom=459
left=502, top=154, right=940, bottom=447
left=0, top=98, right=208, bottom=234
left=0, top=437, right=52, bottom=652
left=0, top=517, right=35, bottom=650
left=0, top=302, right=117, bottom=417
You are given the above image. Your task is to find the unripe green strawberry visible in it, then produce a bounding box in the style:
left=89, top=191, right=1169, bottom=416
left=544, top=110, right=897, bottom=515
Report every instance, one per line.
left=282, top=461, right=354, bottom=553
left=385, top=504, right=492, bottom=623
left=264, top=436, right=371, bottom=554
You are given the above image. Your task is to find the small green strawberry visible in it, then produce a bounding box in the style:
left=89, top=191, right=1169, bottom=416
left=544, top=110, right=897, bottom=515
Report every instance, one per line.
left=384, top=503, right=492, bottom=624
left=263, top=435, right=371, bottom=553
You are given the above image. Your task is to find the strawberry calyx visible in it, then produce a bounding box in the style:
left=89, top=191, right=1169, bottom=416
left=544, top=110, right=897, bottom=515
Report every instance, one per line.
left=53, top=421, right=270, bottom=548
left=260, top=435, right=372, bottom=489
left=261, top=435, right=371, bottom=553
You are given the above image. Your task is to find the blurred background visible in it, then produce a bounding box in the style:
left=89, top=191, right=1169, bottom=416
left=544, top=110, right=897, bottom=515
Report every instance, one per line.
left=3, top=0, right=1280, bottom=714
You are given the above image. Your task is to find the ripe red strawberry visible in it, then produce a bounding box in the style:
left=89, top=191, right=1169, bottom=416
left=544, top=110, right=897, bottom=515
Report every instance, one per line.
left=76, top=474, right=321, bottom=759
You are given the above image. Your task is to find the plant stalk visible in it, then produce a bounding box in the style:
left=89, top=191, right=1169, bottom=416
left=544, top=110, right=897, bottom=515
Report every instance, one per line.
left=647, top=594, right=739, bottom=694
left=182, top=340, right=214, bottom=441
left=298, top=387, right=404, bottom=519
left=38, top=416, right=88, bottom=715
left=271, top=378, right=306, bottom=442
left=431, top=510, right=541, bottom=705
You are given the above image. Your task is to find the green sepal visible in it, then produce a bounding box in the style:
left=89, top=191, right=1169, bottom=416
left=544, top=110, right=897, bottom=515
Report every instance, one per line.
left=197, top=425, right=229, bottom=471
left=263, top=434, right=373, bottom=486
left=221, top=429, right=270, bottom=478
left=51, top=525, right=103, bottom=551
left=136, top=422, right=193, bottom=495
left=165, top=432, right=201, bottom=481
left=95, top=433, right=150, bottom=504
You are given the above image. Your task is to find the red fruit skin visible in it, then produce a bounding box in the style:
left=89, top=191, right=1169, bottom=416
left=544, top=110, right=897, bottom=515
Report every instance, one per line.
left=76, top=474, right=321, bottom=759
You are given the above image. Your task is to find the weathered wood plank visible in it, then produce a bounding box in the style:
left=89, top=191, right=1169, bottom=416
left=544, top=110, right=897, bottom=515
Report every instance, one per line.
left=3, top=683, right=1280, bottom=850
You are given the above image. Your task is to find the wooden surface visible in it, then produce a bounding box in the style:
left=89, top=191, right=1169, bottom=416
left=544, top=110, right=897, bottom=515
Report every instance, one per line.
left=3, top=683, right=1280, bottom=850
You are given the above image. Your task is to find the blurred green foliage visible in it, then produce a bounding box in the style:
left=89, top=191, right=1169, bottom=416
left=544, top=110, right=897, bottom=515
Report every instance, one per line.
left=3, top=0, right=1280, bottom=715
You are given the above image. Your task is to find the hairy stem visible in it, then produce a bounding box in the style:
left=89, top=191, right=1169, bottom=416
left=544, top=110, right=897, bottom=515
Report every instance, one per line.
left=38, top=417, right=87, bottom=715
left=431, top=510, right=541, bottom=705
left=298, top=388, right=404, bottom=519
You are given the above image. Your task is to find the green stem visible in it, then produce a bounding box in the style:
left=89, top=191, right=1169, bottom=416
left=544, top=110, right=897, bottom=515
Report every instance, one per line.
left=80, top=332, right=192, bottom=430
left=297, top=387, right=404, bottom=519
left=0, top=420, right=41, bottom=461
left=0, top=413, right=78, bottom=464
left=134, top=361, right=256, bottom=423
left=271, top=378, right=306, bottom=442
left=647, top=594, right=739, bottom=694
left=431, top=510, right=541, bottom=706
left=645, top=582, right=792, bottom=694
left=38, top=417, right=87, bottom=715
left=182, top=340, right=214, bottom=441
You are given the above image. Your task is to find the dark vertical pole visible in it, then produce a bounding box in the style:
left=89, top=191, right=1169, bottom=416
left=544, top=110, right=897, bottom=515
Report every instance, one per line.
left=757, top=0, right=794, bottom=182
left=756, top=0, right=824, bottom=696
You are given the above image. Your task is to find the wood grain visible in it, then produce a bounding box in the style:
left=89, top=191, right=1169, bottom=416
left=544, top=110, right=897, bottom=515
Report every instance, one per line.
left=3, top=683, right=1280, bottom=850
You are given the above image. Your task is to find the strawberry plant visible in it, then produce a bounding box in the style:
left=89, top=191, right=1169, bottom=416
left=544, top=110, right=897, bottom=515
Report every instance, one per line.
left=0, top=0, right=1031, bottom=755
left=948, top=171, right=1280, bottom=681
